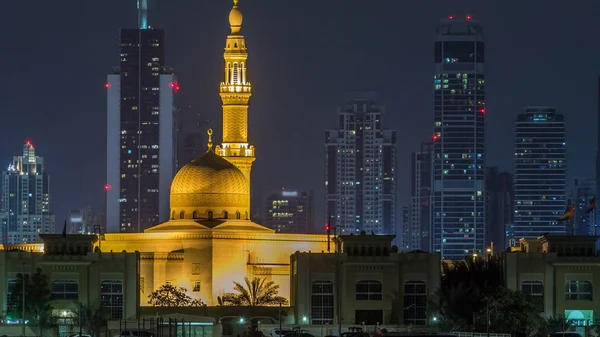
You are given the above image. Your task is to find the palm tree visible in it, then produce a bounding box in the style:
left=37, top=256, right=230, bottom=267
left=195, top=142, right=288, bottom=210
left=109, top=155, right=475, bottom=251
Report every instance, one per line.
left=220, top=277, right=288, bottom=306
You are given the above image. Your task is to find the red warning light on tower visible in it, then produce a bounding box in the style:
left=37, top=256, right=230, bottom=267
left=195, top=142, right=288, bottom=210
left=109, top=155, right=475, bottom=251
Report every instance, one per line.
left=448, top=15, right=454, bottom=20
left=105, top=83, right=112, bottom=88
left=466, top=15, right=472, bottom=20
left=25, top=140, right=32, bottom=146
left=432, top=134, right=440, bottom=142
left=104, top=184, right=112, bottom=191
left=169, top=82, right=180, bottom=91
left=480, top=108, right=486, bottom=114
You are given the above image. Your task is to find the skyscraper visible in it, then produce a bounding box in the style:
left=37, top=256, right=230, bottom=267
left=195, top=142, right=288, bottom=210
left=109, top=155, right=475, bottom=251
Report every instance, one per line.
left=571, top=178, right=595, bottom=236
left=106, top=1, right=177, bottom=233
left=596, top=77, right=600, bottom=235
left=485, top=167, right=513, bottom=250
left=513, top=107, right=567, bottom=238
left=432, top=16, right=486, bottom=259
left=262, top=189, right=314, bottom=233
left=409, top=142, right=433, bottom=251
left=0, top=141, right=54, bottom=244
left=325, top=96, right=396, bottom=235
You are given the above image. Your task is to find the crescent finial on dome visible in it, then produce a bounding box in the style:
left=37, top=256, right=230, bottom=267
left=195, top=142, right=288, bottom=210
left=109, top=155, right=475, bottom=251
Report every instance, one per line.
left=207, top=129, right=214, bottom=152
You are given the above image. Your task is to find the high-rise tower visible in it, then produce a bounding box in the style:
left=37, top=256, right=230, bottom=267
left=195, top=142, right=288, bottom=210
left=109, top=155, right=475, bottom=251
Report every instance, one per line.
left=216, top=0, right=255, bottom=187
left=513, top=107, right=566, bottom=238
left=431, top=16, right=486, bottom=260
left=325, top=97, right=396, bottom=235
left=0, top=141, right=54, bottom=244
left=106, top=0, right=177, bottom=233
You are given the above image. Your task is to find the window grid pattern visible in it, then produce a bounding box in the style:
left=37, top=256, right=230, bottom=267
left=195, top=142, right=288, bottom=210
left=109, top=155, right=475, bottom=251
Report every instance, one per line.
left=521, top=281, right=544, bottom=312
left=6, top=279, right=18, bottom=314
left=403, top=281, right=427, bottom=325
left=355, top=280, right=383, bottom=301
left=51, top=280, right=79, bottom=300
left=311, top=281, right=334, bottom=325
left=101, top=280, right=124, bottom=319
left=565, top=280, right=592, bottom=301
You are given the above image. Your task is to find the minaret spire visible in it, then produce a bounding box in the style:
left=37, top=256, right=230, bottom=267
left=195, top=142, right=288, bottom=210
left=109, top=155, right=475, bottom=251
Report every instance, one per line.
left=218, top=0, right=255, bottom=185
left=137, top=0, right=148, bottom=29
left=207, top=129, right=214, bottom=152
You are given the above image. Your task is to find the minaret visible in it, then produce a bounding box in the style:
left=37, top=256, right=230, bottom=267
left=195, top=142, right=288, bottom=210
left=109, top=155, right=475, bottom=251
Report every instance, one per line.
left=216, top=0, right=255, bottom=183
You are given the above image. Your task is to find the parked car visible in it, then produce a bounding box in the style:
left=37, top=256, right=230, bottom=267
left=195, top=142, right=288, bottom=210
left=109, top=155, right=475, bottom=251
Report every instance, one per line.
left=271, top=329, right=295, bottom=337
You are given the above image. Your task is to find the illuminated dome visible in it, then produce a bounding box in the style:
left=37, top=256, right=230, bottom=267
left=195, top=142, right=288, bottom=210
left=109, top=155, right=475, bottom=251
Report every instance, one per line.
left=170, top=150, right=249, bottom=221
left=229, top=0, right=243, bottom=34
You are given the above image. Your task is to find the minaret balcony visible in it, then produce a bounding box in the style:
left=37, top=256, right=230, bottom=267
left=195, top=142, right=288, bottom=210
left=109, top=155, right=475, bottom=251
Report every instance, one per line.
left=217, top=144, right=255, bottom=158
left=219, top=83, right=252, bottom=94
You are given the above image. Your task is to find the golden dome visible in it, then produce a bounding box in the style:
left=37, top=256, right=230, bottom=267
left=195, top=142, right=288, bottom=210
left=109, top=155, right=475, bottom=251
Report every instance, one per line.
left=229, top=0, right=243, bottom=34
left=170, top=150, right=249, bottom=220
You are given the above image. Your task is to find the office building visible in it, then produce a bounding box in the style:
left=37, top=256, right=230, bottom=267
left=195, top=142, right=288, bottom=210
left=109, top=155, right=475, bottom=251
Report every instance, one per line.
left=106, top=1, right=177, bottom=233
left=431, top=16, right=486, bottom=259
left=0, top=141, right=54, bottom=244
left=409, top=142, right=433, bottom=251
left=513, top=107, right=567, bottom=238
left=325, top=97, right=397, bottom=235
left=571, top=178, right=596, bottom=236
left=262, top=189, right=314, bottom=233
left=485, top=167, right=513, bottom=250
left=68, top=207, right=106, bottom=234
left=401, top=204, right=410, bottom=249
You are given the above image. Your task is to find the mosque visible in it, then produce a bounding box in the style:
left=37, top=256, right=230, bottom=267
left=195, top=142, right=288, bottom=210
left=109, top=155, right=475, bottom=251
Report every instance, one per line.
left=96, top=0, right=328, bottom=306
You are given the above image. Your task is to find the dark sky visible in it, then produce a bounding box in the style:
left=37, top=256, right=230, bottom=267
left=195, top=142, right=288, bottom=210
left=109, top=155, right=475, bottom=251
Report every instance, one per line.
left=1, top=0, right=599, bottom=232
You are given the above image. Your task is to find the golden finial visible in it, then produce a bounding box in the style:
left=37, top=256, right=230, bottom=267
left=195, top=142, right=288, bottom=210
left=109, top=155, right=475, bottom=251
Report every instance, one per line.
left=207, top=129, right=214, bottom=152
left=233, top=0, right=239, bottom=6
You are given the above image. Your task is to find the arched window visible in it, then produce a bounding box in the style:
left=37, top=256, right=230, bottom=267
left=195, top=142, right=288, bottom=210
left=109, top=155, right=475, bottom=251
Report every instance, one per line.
left=403, top=281, right=427, bottom=325
left=208, top=211, right=214, bottom=220
left=179, top=211, right=185, bottom=219
left=355, top=280, right=382, bottom=300
left=311, top=281, right=334, bottom=324
left=236, top=211, right=241, bottom=219
left=232, top=62, right=239, bottom=84
left=101, top=280, right=123, bottom=319
left=565, top=280, right=593, bottom=301
left=223, top=211, right=229, bottom=219
left=521, top=281, right=544, bottom=312
left=192, top=211, right=199, bottom=219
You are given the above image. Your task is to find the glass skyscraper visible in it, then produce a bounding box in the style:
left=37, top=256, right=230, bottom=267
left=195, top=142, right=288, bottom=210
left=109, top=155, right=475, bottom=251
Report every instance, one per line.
left=0, top=141, right=54, bottom=244
left=431, top=16, right=486, bottom=260
left=513, top=107, right=567, bottom=238
left=106, top=13, right=177, bottom=233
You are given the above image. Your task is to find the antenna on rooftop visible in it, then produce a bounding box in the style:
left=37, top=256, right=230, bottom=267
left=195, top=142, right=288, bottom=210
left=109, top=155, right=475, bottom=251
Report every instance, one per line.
left=137, top=0, right=148, bottom=29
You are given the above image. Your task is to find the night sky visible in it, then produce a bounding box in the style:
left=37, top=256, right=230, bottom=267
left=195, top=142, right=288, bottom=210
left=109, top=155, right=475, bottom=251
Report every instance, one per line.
left=1, top=1, right=599, bottom=233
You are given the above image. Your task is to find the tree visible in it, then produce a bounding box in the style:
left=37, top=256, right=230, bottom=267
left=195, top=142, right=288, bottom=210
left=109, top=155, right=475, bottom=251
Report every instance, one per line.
left=475, top=288, right=544, bottom=337
left=79, top=301, right=110, bottom=337
left=13, top=268, right=54, bottom=337
left=220, top=277, right=288, bottom=306
left=147, top=284, right=205, bottom=307
left=432, top=256, right=504, bottom=328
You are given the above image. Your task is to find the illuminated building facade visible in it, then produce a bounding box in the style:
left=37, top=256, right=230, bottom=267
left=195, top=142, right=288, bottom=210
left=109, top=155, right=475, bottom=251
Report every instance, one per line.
left=513, top=107, right=566, bottom=238
left=106, top=7, right=177, bottom=233
left=432, top=16, right=486, bottom=260
left=0, top=141, right=54, bottom=244
left=262, top=189, right=314, bottom=233
left=409, top=142, right=433, bottom=251
left=325, top=97, right=396, bottom=235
